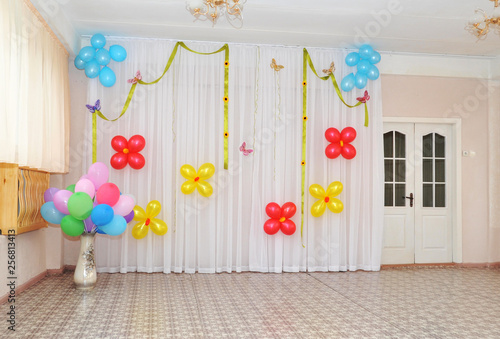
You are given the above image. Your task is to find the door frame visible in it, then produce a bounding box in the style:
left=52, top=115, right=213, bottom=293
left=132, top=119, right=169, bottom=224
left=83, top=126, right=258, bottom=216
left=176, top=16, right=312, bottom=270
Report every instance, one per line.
left=383, top=117, right=462, bottom=263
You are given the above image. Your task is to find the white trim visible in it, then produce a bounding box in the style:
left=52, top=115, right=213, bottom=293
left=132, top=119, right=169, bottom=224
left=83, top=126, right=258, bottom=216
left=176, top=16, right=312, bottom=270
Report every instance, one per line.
left=383, top=117, right=463, bottom=263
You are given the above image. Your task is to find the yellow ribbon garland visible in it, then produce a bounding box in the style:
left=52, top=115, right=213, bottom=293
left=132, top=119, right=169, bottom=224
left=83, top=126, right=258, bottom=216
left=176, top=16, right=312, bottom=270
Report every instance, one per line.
left=92, top=42, right=230, bottom=169
left=300, top=48, right=369, bottom=247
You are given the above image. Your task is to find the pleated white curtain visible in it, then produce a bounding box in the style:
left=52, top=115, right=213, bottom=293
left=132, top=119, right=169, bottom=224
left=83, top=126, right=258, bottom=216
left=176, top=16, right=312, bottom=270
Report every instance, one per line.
left=0, top=0, right=70, bottom=173
left=84, top=38, right=383, bottom=273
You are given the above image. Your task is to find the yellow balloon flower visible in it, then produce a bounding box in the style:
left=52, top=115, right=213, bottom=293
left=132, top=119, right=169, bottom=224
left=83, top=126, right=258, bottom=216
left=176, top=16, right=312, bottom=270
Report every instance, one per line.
left=131, top=200, right=168, bottom=239
left=309, top=181, right=344, bottom=217
left=180, top=163, right=215, bottom=197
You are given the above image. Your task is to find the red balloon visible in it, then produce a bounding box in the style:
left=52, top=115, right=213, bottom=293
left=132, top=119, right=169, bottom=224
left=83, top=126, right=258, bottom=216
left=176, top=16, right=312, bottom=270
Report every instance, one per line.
left=341, top=127, right=356, bottom=143
left=265, top=202, right=282, bottom=219
left=264, top=219, right=281, bottom=235
left=128, top=135, right=146, bottom=153
left=325, top=128, right=341, bottom=143
left=341, top=144, right=356, bottom=160
left=325, top=144, right=341, bottom=159
left=128, top=153, right=145, bottom=170
left=110, top=153, right=128, bottom=169
left=281, top=202, right=297, bottom=219
left=96, top=183, right=120, bottom=206
left=280, top=220, right=296, bottom=236
left=111, top=136, right=128, bottom=153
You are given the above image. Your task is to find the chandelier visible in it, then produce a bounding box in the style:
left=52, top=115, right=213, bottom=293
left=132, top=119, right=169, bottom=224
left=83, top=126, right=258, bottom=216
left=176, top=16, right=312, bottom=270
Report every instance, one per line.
left=187, top=0, right=245, bottom=25
left=466, top=0, right=500, bottom=39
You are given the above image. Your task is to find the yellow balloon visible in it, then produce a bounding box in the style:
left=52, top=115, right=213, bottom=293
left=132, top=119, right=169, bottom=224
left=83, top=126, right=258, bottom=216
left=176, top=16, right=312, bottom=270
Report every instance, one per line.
left=327, top=198, right=344, bottom=213
left=181, top=181, right=197, bottom=195
left=146, top=200, right=162, bottom=218
left=180, top=164, right=197, bottom=180
left=132, top=222, right=148, bottom=239
left=309, top=184, right=326, bottom=199
left=197, top=180, right=213, bottom=197
left=311, top=199, right=326, bottom=217
left=150, top=219, right=168, bottom=236
left=198, top=163, right=215, bottom=180
left=133, top=205, right=146, bottom=221
left=326, top=181, right=343, bottom=197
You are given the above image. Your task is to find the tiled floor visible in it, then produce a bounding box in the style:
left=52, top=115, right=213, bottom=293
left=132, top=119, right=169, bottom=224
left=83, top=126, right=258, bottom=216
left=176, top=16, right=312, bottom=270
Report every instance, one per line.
left=1, top=267, right=500, bottom=338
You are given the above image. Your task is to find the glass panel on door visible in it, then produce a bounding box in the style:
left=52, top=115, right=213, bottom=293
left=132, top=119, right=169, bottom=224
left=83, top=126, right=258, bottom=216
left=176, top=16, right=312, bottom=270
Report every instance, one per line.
left=422, top=133, right=446, bottom=208
left=384, top=131, right=406, bottom=207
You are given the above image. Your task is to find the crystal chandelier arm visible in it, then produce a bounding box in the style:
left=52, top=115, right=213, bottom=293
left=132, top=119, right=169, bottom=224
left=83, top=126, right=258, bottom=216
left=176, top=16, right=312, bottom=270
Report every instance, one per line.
left=226, top=1, right=241, bottom=16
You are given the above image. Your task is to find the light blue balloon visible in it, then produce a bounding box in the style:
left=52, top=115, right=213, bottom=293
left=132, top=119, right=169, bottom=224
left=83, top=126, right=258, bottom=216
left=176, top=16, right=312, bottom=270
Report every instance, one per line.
left=99, top=67, right=116, bottom=87
left=95, top=48, right=111, bottom=66
left=84, top=59, right=100, bottom=78
left=99, top=215, right=127, bottom=236
left=91, top=33, right=106, bottom=49
left=367, top=65, right=380, bottom=80
left=41, top=202, right=65, bottom=224
left=74, top=56, right=86, bottom=70
left=359, top=44, right=374, bottom=59
left=340, top=73, right=355, bottom=92
left=345, top=52, right=360, bottom=66
left=369, top=51, right=381, bottom=64
left=355, top=72, right=368, bottom=89
left=91, top=204, right=114, bottom=226
left=109, top=45, right=127, bottom=62
left=357, top=60, right=371, bottom=74
left=79, top=46, right=96, bottom=62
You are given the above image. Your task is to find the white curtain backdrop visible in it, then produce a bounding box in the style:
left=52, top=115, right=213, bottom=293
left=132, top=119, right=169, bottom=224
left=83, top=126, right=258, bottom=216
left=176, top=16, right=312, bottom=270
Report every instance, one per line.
left=0, top=0, right=70, bottom=173
left=84, top=38, right=383, bottom=273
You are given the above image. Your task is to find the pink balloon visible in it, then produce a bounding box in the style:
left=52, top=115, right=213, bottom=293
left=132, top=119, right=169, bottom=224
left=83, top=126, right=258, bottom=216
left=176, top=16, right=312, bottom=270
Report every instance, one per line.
left=75, top=178, right=96, bottom=199
left=112, top=195, right=135, bottom=216
left=96, top=183, right=120, bottom=206
left=53, top=190, right=72, bottom=215
left=264, top=219, right=281, bottom=235
left=265, top=202, right=281, bottom=219
left=280, top=220, right=296, bottom=236
left=87, top=162, right=109, bottom=190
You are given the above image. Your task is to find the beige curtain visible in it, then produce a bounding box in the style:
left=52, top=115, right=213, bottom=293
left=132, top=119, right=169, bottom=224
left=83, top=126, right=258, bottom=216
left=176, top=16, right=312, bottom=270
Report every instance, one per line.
left=0, top=0, right=70, bottom=173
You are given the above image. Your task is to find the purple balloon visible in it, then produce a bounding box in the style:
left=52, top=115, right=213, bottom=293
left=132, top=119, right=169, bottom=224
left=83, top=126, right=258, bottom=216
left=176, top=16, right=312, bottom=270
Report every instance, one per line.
left=44, top=187, right=60, bottom=202
left=83, top=216, right=95, bottom=233
left=124, top=210, right=135, bottom=223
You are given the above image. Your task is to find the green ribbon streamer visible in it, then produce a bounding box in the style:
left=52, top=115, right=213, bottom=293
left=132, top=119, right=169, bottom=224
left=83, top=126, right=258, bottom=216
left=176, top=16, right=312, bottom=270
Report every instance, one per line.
left=300, top=48, right=370, bottom=248
left=92, top=42, right=230, bottom=169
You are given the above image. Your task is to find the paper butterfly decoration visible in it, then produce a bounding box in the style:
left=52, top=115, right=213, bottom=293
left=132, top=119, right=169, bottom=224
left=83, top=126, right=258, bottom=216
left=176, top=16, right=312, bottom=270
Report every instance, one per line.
left=239, top=142, right=253, bottom=156
left=322, top=62, right=335, bottom=75
left=270, top=58, right=284, bottom=72
left=85, top=99, right=101, bottom=113
left=356, top=90, right=370, bottom=103
left=127, top=71, right=142, bottom=84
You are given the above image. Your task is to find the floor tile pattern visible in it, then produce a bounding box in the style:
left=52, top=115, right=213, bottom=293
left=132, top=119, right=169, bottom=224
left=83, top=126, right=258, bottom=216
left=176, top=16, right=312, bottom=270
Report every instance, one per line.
left=1, top=267, right=500, bottom=338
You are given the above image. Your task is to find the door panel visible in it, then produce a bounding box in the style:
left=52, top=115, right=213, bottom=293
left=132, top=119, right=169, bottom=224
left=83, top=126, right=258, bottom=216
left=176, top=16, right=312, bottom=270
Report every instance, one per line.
left=382, top=122, right=454, bottom=265
left=382, top=123, right=415, bottom=265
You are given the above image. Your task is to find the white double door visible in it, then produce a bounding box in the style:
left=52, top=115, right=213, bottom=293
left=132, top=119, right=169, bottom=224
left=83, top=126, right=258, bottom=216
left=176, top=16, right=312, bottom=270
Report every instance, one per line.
left=382, top=122, right=454, bottom=264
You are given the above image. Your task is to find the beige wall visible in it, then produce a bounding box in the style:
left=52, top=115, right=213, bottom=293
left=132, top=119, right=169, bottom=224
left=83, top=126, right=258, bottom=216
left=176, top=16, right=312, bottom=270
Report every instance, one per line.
left=381, top=74, right=494, bottom=263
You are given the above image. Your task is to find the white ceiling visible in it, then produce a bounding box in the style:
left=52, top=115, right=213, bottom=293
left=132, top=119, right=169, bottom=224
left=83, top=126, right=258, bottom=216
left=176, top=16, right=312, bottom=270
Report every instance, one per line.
left=33, top=0, right=500, bottom=57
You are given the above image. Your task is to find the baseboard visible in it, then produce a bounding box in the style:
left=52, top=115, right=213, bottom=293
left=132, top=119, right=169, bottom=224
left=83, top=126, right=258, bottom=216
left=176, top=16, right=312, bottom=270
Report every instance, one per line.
left=64, top=265, right=76, bottom=271
left=381, top=262, right=500, bottom=269
left=0, top=270, right=47, bottom=305
left=47, top=267, right=65, bottom=276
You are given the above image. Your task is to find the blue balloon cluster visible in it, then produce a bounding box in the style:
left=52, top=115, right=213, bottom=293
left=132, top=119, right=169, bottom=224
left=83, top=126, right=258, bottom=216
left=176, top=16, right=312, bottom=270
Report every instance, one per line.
left=340, top=44, right=381, bottom=92
left=74, top=33, right=127, bottom=88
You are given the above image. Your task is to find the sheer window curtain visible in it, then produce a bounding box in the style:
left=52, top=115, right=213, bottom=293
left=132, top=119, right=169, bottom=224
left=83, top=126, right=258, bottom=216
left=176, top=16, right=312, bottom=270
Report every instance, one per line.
left=0, top=0, right=70, bottom=173
left=84, top=39, right=383, bottom=273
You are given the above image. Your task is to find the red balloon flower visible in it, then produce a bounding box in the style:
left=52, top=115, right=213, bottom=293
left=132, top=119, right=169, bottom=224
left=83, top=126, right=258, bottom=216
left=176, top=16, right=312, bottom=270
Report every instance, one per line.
left=263, top=202, right=297, bottom=236
left=110, top=135, right=146, bottom=170
left=325, top=127, right=357, bottom=160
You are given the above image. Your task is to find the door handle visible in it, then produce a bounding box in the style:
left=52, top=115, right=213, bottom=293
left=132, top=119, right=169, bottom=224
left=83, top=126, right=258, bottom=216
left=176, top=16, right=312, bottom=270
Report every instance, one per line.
left=402, top=193, right=414, bottom=207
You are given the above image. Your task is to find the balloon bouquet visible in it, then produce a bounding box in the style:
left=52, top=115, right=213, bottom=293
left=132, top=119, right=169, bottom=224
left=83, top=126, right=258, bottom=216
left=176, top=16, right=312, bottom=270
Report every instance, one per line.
left=74, top=33, right=127, bottom=87
left=41, top=162, right=135, bottom=237
left=340, top=44, right=381, bottom=92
